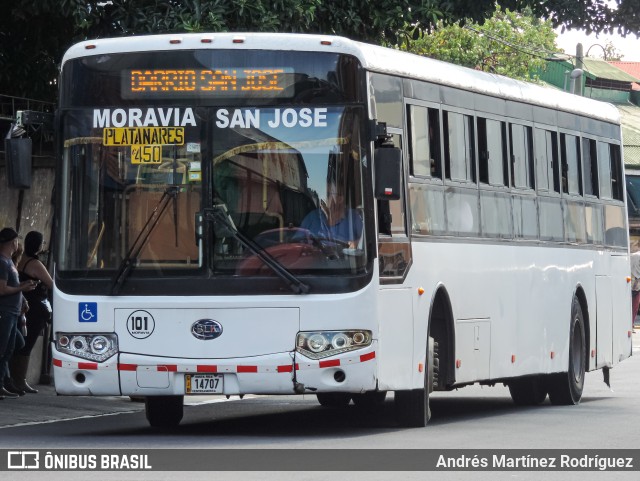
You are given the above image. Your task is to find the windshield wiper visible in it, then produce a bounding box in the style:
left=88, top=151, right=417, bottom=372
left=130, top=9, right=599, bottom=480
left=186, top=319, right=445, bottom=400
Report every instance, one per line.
left=110, top=185, right=179, bottom=295
left=205, top=204, right=310, bottom=295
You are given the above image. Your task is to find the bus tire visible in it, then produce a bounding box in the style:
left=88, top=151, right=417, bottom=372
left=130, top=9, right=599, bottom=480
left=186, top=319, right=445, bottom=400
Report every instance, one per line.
left=394, top=336, right=434, bottom=427
left=145, top=395, right=184, bottom=428
left=316, top=393, right=351, bottom=407
left=508, top=376, right=547, bottom=406
left=352, top=391, right=387, bottom=409
left=547, top=297, right=586, bottom=405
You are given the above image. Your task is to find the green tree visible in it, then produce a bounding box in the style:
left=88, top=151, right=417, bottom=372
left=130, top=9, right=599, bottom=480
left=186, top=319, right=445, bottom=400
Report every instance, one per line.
left=401, top=6, right=558, bottom=82
left=1, top=1, right=639, bottom=103
left=585, top=41, right=625, bottom=61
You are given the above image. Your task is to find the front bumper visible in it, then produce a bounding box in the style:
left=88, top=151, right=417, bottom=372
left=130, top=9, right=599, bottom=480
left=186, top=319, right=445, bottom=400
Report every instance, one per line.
left=52, top=343, right=378, bottom=396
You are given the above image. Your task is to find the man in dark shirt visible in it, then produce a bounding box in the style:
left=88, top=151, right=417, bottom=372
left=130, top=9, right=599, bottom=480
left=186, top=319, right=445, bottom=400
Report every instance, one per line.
left=0, top=227, right=36, bottom=399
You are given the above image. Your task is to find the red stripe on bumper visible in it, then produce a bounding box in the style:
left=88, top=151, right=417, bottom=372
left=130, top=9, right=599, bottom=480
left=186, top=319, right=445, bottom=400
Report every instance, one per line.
left=53, top=359, right=62, bottom=367
left=360, top=351, right=376, bottom=362
left=237, top=365, right=258, bottom=373
left=197, top=365, right=218, bottom=373
left=277, top=364, right=293, bottom=373
left=158, top=365, right=177, bottom=372
left=118, top=363, right=137, bottom=371
left=319, top=359, right=341, bottom=368
left=78, top=362, right=98, bottom=370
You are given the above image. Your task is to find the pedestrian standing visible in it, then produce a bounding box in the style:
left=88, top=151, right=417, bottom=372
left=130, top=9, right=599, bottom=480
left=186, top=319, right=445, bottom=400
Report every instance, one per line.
left=13, top=231, right=53, bottom=393
left=0, top=228, right=37, bottom=400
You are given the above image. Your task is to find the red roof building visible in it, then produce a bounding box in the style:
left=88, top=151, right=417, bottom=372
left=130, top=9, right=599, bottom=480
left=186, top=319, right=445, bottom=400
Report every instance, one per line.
left=609, top=61, right=640, bottom=90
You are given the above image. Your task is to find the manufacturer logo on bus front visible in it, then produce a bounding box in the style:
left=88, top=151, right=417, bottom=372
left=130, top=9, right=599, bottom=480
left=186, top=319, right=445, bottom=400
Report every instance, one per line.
left=191, top=319, right=223, bottom=340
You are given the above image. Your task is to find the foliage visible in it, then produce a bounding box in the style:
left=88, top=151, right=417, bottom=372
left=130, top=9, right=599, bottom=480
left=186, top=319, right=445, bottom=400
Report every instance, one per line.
left=401, top=6, right=558, bottom=82
left=585, top=41, right=625, bottom=61
left=1, top=1, right=639, bottom=103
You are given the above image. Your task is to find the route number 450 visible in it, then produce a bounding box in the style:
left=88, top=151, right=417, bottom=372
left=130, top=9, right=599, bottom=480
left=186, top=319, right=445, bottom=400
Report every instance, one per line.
left=131, top=145, right=162, bottom=164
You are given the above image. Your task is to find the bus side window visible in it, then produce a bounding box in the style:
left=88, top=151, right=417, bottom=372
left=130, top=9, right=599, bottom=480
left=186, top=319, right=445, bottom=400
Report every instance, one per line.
left=610, top=144, right=624, bottom=201
left=597, top=141, right=613, bottom=199
left=408, top=105, right=441, bottom=179
left=561, top=133, right=582, bottom=195
left=582, top=138, right=599, bottom=197
left=534, top=129, right=561, bottom=194
left=444, top=111, right=475, bottom=183
left=510, top=123, right=534, bottom=190
left=478, top=117, right=507, bottom=186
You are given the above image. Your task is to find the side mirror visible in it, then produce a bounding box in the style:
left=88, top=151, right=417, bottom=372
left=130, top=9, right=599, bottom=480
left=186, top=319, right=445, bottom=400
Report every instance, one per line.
left=374, top=146, right=402, bottom=200
left=5, top=138, right=32, bottom=189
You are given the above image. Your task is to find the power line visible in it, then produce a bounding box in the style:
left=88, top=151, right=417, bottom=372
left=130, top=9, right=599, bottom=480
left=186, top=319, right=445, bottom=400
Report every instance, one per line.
left=463, top=24, right=574, bottom=62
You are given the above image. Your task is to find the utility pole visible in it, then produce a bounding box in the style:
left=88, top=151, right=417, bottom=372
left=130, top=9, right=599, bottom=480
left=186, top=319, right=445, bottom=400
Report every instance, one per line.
left=575, top=43, right=585, bottom=96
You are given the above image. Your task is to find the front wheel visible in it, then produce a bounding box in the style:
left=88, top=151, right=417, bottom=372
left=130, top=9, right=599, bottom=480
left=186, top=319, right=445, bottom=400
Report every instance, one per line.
left=352, top=391, right=387, bottom=409
left=394, top=337, right=434, bottom=427
left=145, top=395, right=184, bottom=428
left=546, top=297, right=586, bottom=405
left=316, top=392, right=351, bottom=407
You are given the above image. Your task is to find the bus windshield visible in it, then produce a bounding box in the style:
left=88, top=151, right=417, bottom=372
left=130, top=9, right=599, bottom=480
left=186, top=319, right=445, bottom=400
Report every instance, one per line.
left=56, top=51, right=369, bottom=287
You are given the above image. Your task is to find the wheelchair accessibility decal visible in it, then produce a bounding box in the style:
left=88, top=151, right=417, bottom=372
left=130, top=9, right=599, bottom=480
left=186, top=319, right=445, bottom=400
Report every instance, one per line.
left=79, top=302, right=98, bottom=322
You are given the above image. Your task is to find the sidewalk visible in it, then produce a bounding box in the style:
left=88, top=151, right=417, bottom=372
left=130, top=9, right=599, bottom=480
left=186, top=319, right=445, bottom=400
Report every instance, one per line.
left=0, top=384, right=144, bottom=429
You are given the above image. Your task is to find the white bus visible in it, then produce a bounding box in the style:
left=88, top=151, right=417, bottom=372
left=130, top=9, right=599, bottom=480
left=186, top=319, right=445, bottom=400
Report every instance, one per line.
left=52, top=33, right=633, bottom=428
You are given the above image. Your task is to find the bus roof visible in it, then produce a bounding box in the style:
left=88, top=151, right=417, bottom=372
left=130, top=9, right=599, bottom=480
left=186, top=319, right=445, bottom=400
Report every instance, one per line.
left=63, top=32, right=620, bottom=124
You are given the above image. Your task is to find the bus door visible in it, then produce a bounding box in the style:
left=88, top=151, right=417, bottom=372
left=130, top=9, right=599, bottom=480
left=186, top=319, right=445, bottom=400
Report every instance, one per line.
left=376, top=129, right=415, bottom=389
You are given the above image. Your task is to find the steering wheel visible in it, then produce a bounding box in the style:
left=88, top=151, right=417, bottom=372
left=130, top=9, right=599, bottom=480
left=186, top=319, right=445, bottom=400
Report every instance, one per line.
left=312, top=233, right=351, bottom=255
left=253, top=227, right=350, bottom=259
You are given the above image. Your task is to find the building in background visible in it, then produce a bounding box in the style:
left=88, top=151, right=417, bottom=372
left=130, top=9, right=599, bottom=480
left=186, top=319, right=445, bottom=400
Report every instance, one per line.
left=539, top=56, right=640, bottom=249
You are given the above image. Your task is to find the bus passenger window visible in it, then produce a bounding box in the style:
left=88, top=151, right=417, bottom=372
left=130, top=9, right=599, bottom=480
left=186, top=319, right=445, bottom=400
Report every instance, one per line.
left=510, top=124, right=534, bottom=189
left=561, top=133, right=582, bottom=195
left=444, top=111, right=475, bottom=183
left=409, top=183, right=446, bottom=235
left=477, top=117, right=507, bottom=186
left=582, top=138, right=599, bottom=197
left=534, top=128, right=559, bottom=193
left=610, top=144, right=623, bottom=201
left=408, top=105, right=441, bottom=179
left=597, top=141, right=612, bottom=199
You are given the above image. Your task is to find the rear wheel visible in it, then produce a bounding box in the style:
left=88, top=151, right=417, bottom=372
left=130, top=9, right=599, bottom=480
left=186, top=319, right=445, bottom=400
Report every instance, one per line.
left=547, top=297, right=586, bottom=405
left=316, top=392, right=351, bottom=407
left=394, top=337, right=435, bottom=427
left=145, top=395, right=184, bottom=428
left=508, top=376, right=547, bottom=405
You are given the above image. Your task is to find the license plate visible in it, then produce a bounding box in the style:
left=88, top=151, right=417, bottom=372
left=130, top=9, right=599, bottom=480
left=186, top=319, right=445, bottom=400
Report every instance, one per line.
left=185, top=374, right=223, bottom=394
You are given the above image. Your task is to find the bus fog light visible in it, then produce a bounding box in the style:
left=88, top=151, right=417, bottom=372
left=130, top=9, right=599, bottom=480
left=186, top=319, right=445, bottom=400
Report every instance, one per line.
left=296, top=330, right=372, bottom=359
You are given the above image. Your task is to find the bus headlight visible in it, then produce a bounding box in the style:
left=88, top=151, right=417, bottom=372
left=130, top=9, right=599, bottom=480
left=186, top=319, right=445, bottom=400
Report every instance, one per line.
left=296, top=330, right=372, bottom=359
left=56, top=333, right=118, bottom=362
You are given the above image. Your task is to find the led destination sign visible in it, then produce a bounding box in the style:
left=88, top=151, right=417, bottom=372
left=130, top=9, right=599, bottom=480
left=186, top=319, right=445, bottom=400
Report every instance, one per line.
left=123, top=68, right=295, bottom=98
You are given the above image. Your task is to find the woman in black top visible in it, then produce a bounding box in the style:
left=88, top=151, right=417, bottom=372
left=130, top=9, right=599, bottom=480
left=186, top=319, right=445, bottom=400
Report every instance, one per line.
left=12, top=231, right=53, bottom=394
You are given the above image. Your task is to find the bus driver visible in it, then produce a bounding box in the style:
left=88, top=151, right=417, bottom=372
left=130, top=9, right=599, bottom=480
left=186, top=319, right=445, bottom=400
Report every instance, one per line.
left=299, top=182, right=363, bottom=249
